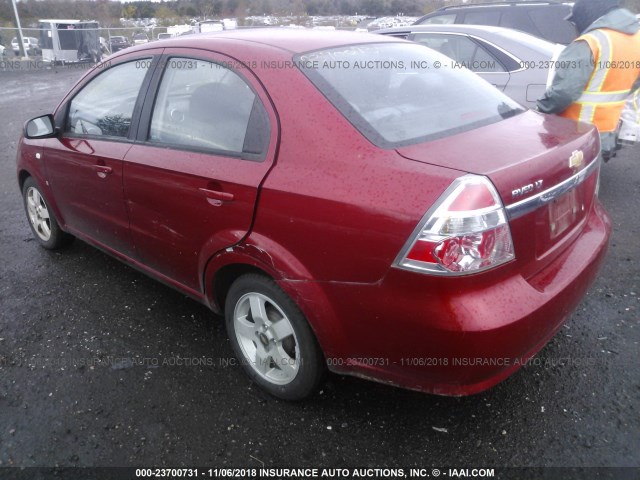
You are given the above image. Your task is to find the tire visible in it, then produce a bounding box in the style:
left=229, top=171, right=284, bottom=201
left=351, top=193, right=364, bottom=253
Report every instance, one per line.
left=22, top=177, right=74, bottom=250
left=225, top=274, right=325, bottom=400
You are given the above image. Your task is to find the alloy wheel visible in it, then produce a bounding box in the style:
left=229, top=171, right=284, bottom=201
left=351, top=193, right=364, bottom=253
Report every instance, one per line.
left=26, top=187, right=52, bottom=242
left=233, top=292, right=300, bottom=385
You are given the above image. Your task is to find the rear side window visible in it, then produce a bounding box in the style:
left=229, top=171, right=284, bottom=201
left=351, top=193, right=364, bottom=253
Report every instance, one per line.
left=471, top=42, right=506, bottom=73
left=462, top=11, right=501, bottom=26
left=299, top=43, right=524, bottom=148
left=418, top=14, right=457, bottom=25
left=528, top=8, right=577, bottom=44
left=499, top=10, right=537, bottom=34
left=149, top=58, right=269, bottom=156
left=411, top=33, right=506, bottom=73
left=66, top=60, right=150, bottom=138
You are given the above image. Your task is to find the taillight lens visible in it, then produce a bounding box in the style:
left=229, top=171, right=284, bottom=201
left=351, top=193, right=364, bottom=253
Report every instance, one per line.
left=396, top=175, right=515, bottom=275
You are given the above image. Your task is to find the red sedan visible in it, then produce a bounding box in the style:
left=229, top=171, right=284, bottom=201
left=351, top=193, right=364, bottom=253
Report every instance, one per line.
left=17, top=30, right=610, bottom=400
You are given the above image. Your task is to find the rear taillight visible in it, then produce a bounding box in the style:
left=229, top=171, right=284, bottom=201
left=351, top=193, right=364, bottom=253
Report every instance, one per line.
left=395, top=175, right=515, bottom=276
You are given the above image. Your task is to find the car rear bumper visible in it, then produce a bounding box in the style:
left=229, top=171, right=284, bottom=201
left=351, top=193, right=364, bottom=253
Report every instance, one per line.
left=290, top=199, right=611, bottom=395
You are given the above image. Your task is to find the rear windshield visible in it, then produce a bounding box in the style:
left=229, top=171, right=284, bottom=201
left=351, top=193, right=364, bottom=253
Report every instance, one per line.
left=298, top=43, right=524, bottom=148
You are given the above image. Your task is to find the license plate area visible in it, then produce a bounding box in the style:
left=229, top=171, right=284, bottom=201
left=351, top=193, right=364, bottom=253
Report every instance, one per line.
left=549, top=188, right=579, bottom=240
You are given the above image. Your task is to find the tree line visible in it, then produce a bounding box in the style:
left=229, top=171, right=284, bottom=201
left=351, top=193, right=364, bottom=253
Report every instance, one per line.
left=1, top=0, right=639, bottom=29
left=0, top=0, right=531, bottom=27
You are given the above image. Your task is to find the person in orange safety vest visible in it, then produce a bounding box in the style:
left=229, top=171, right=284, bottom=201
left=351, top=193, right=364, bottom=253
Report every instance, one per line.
left=537, top=0, right=640, bottom=161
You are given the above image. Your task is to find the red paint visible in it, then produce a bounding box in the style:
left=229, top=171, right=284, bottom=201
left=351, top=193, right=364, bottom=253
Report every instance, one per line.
left=16, top=30, right=611, bottom=395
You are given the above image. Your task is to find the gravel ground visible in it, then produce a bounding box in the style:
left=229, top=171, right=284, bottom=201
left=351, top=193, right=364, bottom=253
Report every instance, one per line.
left=0, top=67, right=638, bottom=474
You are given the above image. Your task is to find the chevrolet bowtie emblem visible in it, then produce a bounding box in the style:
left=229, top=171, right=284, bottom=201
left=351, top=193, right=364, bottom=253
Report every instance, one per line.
left=569, top=150, right=584, bottom=170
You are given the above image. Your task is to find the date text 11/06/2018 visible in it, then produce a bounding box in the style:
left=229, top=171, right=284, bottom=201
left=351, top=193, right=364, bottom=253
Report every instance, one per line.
left=134, top=467, right=496, bottom=478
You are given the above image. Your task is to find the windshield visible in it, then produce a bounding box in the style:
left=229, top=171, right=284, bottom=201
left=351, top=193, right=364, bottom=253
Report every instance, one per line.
left=298, top=42, right=525, bottom=148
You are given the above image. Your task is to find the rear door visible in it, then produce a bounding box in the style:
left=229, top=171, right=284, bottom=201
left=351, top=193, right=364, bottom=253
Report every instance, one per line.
left=123, top=50, right=277, bottom=292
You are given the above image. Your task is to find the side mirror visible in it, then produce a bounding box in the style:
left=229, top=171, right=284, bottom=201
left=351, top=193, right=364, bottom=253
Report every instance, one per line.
left=24, top=114, right=58, bottom=139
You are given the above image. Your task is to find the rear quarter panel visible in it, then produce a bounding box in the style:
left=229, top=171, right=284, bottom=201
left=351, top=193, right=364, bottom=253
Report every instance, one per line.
left=244, top=55, right=461, bottom=283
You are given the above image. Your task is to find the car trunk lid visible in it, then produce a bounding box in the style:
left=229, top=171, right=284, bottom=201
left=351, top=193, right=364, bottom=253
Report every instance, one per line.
left=396, top=111, right=601, bottom=280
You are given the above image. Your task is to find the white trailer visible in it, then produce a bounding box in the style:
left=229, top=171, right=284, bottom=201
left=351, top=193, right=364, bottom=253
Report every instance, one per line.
left=39, top=19, right=101, bottom=64
left=199, top=20, right=224, bottom=33
left=166, top=24, right=193, bottom=37
left=197, top=19, right=238, bottom=33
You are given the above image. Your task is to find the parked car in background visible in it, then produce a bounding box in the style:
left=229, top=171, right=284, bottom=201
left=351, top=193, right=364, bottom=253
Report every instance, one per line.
left=414, top=1, right=577, bottom=45
left=17, top=30, right=610, bottom=400
left=132, top=33, right=149, bottom=45
left=109, top=36, right=131, bottom=52
left=157, top=33, right=173, bottom=41
left=377, top=24, right=565, bottom=108
left=11, top=37, right=41, bottom=56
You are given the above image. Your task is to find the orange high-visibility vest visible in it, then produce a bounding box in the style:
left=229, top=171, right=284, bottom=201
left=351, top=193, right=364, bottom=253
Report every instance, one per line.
left=560, top=28, right=640, bottom=133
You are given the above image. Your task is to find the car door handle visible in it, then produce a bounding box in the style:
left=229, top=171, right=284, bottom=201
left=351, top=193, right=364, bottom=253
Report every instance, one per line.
left=199, top=188, right=234, bottom=203
left=93, top=165, right=113, bottom=175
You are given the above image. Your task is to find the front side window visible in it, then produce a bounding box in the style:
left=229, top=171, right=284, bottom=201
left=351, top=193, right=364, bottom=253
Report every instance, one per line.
left=298, top=43, right=523, bottom=148
left=148, top=58, right=268, bottom=156
left=66, top=60, right=150, bottom=138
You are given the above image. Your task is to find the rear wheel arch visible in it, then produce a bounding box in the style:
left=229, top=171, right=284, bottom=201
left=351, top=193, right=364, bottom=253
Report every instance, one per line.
left=212, top=263, right=268, bottom=315
left=203, top=238, right=313, bottom=313
left=223, top=272, right=326, bottom=400
left=206, top=255, right=347, bottom=366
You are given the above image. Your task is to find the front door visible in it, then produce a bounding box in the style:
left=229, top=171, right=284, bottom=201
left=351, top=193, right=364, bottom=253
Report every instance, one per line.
left=43, top=57, right=156, bottom=256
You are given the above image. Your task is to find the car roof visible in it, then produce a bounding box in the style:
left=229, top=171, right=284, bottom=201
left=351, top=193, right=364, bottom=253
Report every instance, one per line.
left=134, top=28, right=402, bottom=54
left=379, top=23, right=529, bottom=36
left=377, top=24, right=559, bottom=53
left=428, top=1, right=572, bottom=12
